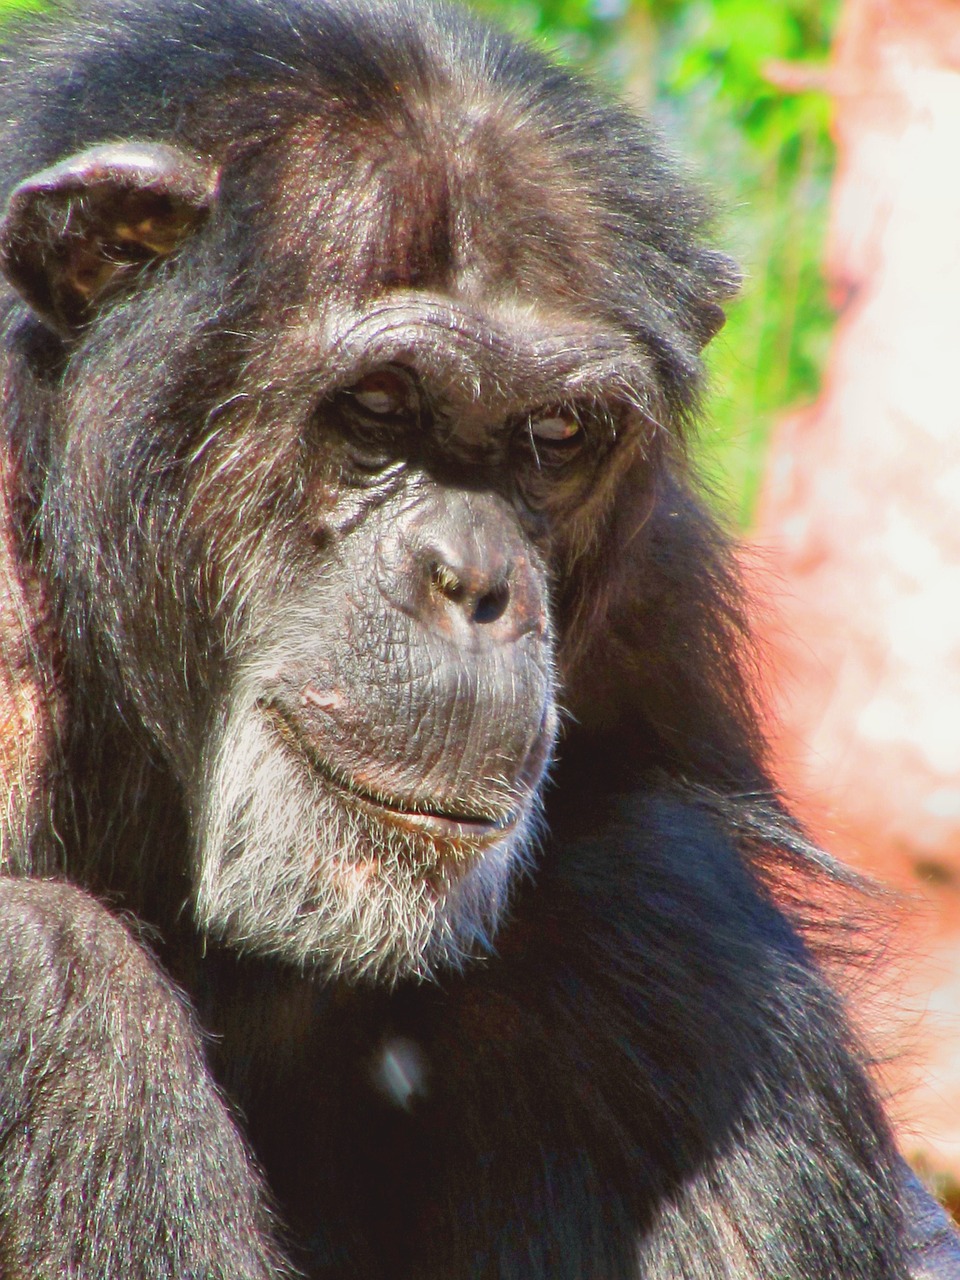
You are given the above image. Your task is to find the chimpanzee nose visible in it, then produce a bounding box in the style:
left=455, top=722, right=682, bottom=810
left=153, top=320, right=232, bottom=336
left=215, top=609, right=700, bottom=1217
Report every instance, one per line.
left=414, top=528, right=544, bottom=644
left=384, top=491, right=546, bottom=645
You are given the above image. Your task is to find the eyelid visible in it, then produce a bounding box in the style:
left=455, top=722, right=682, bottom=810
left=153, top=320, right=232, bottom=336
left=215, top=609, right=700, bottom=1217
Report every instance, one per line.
left=341, top=366, right=420, bottom=420
left=528, top=409, right=581, bottom=442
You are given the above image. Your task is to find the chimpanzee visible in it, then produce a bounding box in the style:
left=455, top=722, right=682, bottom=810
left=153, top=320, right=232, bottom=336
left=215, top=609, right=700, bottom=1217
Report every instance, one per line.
left=0, top=1, right=957, bottom=1277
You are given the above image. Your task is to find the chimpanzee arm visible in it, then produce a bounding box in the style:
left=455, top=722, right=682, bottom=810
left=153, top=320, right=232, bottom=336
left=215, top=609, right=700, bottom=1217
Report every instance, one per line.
left=0, top=878, right=289, bottom=1279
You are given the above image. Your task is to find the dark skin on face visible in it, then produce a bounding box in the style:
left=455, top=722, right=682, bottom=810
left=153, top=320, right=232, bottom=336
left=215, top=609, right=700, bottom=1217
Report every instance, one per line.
left=0, top=2, right=957, bottom=1278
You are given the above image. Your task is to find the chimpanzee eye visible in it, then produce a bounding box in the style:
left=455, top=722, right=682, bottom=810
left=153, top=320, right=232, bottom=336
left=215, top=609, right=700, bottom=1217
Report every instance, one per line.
left=330, top=366, right=422, bottom=471
left=344, top=368, right=417, bottom=419
left=528, top=409, right=581, bottom=443
left=518, top=407, right=588, bottom=474
left=512, top=404, right=596, bottom=511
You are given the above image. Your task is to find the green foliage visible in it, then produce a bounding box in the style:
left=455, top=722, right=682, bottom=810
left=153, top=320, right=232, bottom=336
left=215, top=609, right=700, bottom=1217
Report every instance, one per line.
left=469, top=0, right=621, bottom=63
left=657, top=0, right=837, bottom=521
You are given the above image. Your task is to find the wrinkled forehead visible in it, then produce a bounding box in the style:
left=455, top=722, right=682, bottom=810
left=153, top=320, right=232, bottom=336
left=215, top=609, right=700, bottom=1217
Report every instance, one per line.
left=257, top=82, right=610, bottom=315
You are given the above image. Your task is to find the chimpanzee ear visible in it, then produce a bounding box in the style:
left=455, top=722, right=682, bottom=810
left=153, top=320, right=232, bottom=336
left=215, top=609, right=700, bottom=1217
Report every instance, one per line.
left=690, top=250, right=741, bottom=350
left=0, top=142, right=217, bottom=336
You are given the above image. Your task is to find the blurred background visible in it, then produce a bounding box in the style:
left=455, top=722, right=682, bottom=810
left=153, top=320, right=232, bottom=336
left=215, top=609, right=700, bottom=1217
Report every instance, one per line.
left=3, top=0, right=959, bottom=1220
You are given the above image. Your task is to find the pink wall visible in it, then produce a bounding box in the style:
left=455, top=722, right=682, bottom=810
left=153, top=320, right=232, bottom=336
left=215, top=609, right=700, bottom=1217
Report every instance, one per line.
left=755, top=0, right=960, bottom=1202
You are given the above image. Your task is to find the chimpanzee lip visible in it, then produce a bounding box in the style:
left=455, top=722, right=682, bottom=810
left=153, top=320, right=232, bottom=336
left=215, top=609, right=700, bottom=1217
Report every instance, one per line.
left=260, top=700, right=521, bottom=842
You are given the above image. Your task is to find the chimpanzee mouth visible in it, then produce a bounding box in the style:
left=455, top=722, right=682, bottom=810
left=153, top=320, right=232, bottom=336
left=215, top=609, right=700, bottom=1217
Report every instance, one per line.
left=260, top=700, right=523, bottom=846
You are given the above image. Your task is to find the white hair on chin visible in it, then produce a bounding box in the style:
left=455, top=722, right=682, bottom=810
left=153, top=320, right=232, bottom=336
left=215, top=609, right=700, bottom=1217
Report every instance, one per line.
left=193, top=675, right=544, bottom=984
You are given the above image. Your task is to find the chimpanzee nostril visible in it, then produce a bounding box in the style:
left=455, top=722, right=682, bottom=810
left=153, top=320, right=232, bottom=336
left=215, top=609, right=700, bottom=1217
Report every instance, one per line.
left=430, top=561, right=464, bottom=603
left=472, top=580, right=509, bottom=625
left=429, top=560, right=511, bottom=626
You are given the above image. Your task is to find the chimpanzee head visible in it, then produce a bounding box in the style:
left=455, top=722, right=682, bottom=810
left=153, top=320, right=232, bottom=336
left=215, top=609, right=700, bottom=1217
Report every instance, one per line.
left=0, top=0, right=735, bottom=981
